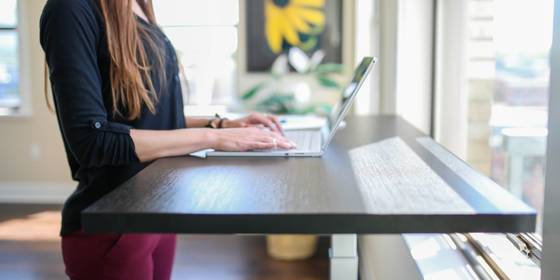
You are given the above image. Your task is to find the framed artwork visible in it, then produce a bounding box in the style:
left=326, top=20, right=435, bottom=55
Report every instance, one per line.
left=245, top=0, right=343, bottom=72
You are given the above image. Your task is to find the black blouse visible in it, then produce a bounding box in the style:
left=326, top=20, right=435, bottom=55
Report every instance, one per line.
left=40, top=0, right=186, bottom=235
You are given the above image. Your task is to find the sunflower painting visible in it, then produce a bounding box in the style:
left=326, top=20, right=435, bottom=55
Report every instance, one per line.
left=265, top=0, right=326, bottom=54
left=246, top=0, right=342, bottom=72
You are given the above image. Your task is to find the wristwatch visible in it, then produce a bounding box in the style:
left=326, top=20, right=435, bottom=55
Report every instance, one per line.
left=205, top=113, right=228, bottom=129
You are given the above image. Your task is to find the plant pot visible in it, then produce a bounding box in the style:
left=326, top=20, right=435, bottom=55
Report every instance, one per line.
left=266, top=234, right=318, bottom=261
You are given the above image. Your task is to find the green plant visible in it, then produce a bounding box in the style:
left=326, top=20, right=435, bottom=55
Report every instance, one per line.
left=242, top=48, right=345, bottom=115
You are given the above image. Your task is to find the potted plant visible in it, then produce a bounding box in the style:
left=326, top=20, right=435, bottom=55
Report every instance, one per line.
left=242, top=48, right=344, bottom=116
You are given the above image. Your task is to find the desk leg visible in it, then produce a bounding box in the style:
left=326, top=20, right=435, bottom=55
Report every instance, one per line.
left=330, top=234, right=358, bottom=280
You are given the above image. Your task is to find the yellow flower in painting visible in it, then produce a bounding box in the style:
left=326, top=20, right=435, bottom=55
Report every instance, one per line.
left=265, top=0, right=326, bottom=54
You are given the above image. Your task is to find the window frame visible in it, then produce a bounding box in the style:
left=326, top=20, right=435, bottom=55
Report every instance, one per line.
left=540, top=0, right=560, bottom=276
left=0, top=0, right=33, bottom=118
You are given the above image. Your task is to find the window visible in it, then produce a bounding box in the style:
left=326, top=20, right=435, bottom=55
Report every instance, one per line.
left=489, top=0, right=551, bottom=233
left=153, top=0, right=239, bottom=106
left=435, top=0, right=553, bottom=277
left=0, top=0, right=19, bottom=109
left=465, top=0, right=552, bottom=233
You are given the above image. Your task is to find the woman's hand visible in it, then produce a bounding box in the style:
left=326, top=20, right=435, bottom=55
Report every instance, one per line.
left=223, top=112, right=284, bottom=134
left=210, top=127, right=295, bottom=152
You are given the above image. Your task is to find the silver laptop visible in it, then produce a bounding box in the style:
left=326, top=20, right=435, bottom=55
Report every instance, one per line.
left=204, top=57, right=376, bottom=157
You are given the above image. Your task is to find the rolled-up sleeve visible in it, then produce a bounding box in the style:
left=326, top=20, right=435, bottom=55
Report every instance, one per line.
left=40, top=0, right=139, bottom=168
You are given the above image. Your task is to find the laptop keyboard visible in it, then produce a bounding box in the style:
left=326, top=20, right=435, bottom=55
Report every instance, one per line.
left=285, top=130, right=321, bottom=151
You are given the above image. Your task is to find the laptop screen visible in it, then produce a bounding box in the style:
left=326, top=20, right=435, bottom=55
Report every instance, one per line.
left=327, top=57, right=375, bottom=128
left=326, top=57, right=376, bottom=135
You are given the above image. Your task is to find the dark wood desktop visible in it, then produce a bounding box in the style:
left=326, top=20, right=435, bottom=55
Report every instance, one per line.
left=82, top=115, right=535, bottom=279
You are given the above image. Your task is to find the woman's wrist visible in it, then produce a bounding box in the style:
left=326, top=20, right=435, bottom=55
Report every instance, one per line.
left=219, top=119, right=234, bottom=128
left=203, top=128, right=221, bottom=150
left=173, top=128, right=220, bottom=154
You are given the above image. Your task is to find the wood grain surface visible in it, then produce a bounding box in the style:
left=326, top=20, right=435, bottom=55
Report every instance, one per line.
left=349, top=137, right=475, bottom=214
left=83, top=115, right=536, bottom=234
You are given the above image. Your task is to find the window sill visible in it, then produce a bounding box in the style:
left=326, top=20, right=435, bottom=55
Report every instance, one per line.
left=402, top=233, right=540, bottom=280
left=0, top=107, right=32, bottom=118
left=403, top=234, right=480, bottom=279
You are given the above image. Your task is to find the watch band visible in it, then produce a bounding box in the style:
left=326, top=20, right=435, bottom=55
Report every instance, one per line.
left=217, top=117, right=228, bottom=128
left=205, top=113, right=228, bottom=129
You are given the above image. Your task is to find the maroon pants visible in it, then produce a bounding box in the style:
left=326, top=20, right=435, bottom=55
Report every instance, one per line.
left=62, top=231, right=176, bottom=280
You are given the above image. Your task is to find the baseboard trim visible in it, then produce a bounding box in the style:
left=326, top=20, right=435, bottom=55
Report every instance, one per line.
left=0, top=181, right=75, bottom=204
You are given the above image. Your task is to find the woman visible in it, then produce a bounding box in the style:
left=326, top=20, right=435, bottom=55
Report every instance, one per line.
left=40, top=0, right=295, bottom=279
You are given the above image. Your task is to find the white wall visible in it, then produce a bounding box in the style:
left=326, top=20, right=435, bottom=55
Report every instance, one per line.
left=377, top=0, right=399, bottom=115
left=0, top=0, right=72, bottom=184
left=395, top=0, right=434, bottom=134
left=433, top=0, right=469, bottom=158
left=370, top=0, right=435, bottom=134
left=354, top=0, right=379, bottom=115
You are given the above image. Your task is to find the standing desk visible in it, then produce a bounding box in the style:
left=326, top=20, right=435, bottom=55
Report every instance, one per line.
left=83, top=115, right=536, bottom=279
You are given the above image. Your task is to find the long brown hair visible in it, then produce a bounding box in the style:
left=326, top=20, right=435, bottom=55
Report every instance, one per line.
left=99, top=0, right=165, bottom=120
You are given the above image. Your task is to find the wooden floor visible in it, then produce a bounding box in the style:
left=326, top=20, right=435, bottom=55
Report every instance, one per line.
left=0, top=204, right=329, bottom=280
